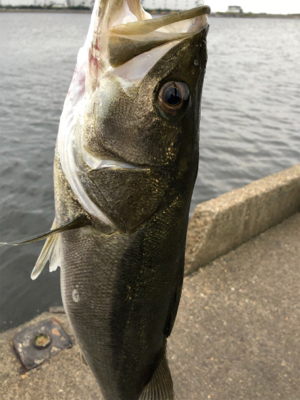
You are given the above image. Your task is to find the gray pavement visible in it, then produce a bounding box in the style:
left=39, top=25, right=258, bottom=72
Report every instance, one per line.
left=1, top=213, right=299, bottom=400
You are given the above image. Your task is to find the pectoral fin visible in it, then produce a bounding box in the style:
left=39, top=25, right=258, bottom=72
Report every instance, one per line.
left=0, top=214, right=89, bottom=247
left=31, top=219, right=62, bottom=280
left=31, top=232, right=58, bottom=280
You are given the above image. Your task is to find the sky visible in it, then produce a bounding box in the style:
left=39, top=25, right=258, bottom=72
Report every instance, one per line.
left=142, top=0, right=300, bottom=14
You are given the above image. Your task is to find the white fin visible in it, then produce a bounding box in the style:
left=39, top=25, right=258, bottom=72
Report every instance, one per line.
left=139, top=351, right=174, bottom=400
left=49, top=234, right=61, bottom=273
left=31, top=235, right=56, bottom=280
left=31, top=219, right=60, bottom=280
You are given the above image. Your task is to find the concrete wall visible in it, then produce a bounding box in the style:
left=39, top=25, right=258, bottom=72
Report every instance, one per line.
left=185, top=164, right=300, bottom=275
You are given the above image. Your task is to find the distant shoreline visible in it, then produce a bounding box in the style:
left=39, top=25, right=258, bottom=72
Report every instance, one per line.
left=210, top=12, right=300, bottom=19
left=0, top=7, right=91, bottom=13
left=0, top=7, right=299, bottom=19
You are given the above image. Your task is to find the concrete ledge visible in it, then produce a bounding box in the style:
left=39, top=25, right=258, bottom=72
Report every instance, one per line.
left=185, top=164, right=300, bottom=275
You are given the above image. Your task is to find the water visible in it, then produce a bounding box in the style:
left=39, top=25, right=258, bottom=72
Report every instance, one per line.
left=0, top=13, right=299, bottom=332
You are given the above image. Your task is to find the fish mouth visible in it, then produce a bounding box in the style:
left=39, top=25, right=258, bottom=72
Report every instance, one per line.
left=87, top=1, right=210, bottom=91
left=109, top=5, right=210, bottom=67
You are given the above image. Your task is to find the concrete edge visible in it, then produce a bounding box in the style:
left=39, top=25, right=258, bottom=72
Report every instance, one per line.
left=185, top=164, right=300, bottom=275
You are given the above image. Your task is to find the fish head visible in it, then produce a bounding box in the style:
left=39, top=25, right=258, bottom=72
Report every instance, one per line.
left=59, top=1, right=210, bottom=233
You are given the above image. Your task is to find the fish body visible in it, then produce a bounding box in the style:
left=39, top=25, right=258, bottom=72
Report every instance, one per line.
left=4, top=1, right=210, bottom=399
left=56, top=2, right=209, bottom=399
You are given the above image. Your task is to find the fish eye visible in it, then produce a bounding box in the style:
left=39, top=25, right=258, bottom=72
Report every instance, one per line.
left=158, top=82, right=190, bottom=116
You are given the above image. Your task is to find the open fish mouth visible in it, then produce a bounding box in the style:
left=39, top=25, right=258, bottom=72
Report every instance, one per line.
left=109, top=5, right=210, bottom=67
left=57, top=0, right=210, bottom=226
left=87, top=1, right=210, bottom=90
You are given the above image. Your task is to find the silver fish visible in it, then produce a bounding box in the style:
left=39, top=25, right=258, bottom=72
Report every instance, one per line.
left=3, top=1, right=210, bottom=399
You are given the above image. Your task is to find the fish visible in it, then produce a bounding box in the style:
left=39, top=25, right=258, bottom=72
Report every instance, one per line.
left=1, top=1, right=210, bottom=399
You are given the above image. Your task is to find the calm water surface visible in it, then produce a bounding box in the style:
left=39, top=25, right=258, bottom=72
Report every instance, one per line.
left=0, top=13, right=299, bottom=331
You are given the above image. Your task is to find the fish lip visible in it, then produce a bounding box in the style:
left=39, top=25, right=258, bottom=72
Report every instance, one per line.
left=108, top=4, right=210, bottom=71
left=110, top=5, right=211, bottom=36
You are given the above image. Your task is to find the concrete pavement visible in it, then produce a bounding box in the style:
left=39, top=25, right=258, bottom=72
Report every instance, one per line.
left=185, top=164, right=300, bottom=275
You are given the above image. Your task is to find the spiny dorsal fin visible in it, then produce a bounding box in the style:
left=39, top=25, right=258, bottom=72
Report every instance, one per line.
left=0, top=214, right=89, bottom=247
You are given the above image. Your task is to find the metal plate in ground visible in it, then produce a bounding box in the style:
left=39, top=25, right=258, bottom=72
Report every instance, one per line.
left=13, top=318, right=72, bottom=370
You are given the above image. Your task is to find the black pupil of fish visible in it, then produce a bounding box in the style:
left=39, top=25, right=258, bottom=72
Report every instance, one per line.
left=164, top=86, right=182, bottom=107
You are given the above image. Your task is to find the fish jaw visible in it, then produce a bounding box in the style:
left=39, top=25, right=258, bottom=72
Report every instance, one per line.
left=86, top=0, right=152, bottom=95
left=88, top=2, right=210, bottom=91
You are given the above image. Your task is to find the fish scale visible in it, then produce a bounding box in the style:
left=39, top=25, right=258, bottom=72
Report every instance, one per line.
left=60, top=192, right=189, bottom=400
